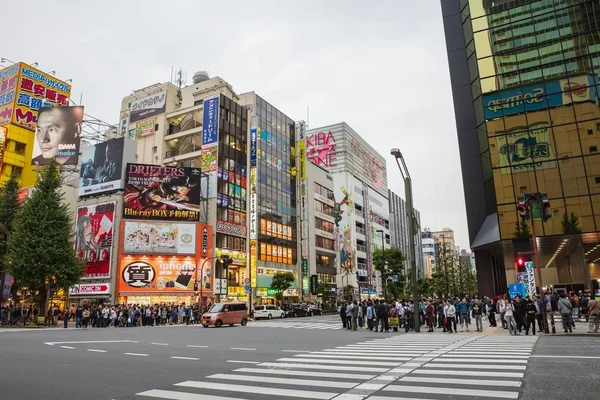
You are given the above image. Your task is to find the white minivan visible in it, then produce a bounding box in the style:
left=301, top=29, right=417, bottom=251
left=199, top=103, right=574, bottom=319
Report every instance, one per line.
left=254, top=305, right=285, bottom=319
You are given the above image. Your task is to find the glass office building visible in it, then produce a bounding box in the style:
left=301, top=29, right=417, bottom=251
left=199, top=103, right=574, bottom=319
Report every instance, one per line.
left=442, top=0, right=600, bottom=295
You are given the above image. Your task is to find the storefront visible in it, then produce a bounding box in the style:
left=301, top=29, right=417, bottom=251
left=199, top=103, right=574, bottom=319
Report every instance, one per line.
left=254, top=287, right=300, bottom=304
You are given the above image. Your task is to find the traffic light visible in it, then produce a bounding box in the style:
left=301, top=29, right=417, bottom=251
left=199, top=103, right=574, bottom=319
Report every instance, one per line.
left=220, top=256, right=233, bottom=268
left=517, top=200, right=530, bottom=220
left=515, top=256, right=526, bottom=273
left=541, top=198, right=551, bottom=222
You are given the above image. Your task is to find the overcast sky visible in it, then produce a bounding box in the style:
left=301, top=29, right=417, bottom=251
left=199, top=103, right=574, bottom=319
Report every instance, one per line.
left=2, top=0, right=469, bottom=249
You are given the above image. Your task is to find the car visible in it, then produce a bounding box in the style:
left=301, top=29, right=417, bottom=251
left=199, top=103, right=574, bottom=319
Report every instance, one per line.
left=306, top=305, right=322, bottom=316
left=201, top=302, right=248, bottom=327
left=254, top=305, right=285, bottom=319
left=284, top=303, right=308, bottom=318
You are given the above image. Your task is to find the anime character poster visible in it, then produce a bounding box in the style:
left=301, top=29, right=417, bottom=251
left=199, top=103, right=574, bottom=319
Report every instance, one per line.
left=75, top=202, right=115, bottom=279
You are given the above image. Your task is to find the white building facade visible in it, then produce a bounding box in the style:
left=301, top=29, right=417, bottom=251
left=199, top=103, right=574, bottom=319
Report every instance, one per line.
left=388, top=189, right=424, bottom=279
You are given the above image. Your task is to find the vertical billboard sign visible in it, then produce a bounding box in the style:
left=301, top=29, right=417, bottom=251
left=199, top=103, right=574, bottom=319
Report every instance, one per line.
left=363, top=183, right=373, bottom=288
left=31, top=106, right=84, bottom=166
left=0, top=126, right=6, bottom=172
left=123, top=164, right=202, bottom=221
left=0, top=64, right=18, bottom=126
left=75, top=201, right=115, bottom=279
left=12, top=62, right=72, bottom=130
left=202, top=94, right=220, bottom=199
left=298, top=120, right=309, bottom=292
left=249, top=116, right=258, bottom=288
left=79, top=137, right=137, bottom=197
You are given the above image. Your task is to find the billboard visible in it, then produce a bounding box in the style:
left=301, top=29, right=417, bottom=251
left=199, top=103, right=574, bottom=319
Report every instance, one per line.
left=69, top=283, right=111, bottom=296
left=79, top=137, right=137, bottom=197
left=0, top=125, right=6, bottom=172
left=135, top=118, right=156, bottom=137
left=123, top=221, right=196, bottom=255
left=31, top=106, right=83, bottom=166
left=123, top=163, right=202, bottom=221
left=117, top=256, right=197, bottom=292
left=129, top=92, right=166, bottom=123
left=0, top=64, right=18, bottom=125
left=202, top=94, right=220, bottom=146
left=12, top=62, right=72, bottom=130
left=495, top=122, right=556, bottom=174
left=75, top=201, right=115, bottom=279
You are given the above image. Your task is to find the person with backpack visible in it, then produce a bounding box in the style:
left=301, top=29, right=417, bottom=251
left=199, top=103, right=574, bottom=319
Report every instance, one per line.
left=587, top=296, right=599, bottom=333
left=524, top=297, right=537, bottom=335
left=557, top=293, right=574, bottom=333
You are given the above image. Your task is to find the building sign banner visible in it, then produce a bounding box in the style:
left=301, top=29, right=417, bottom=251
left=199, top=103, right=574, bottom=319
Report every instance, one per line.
left=12, top=62, right=72, bottom=130
left=216, top=219, right=247, bottom=238
left=0, top=64, right=18, bottom=126
left=123, top=163, right=202, bottom=221
left=123, top=221, right=196, bottom=255
left=250, top=239, right=257, bottom=288
left=306, top=131, right=337, bottom=168
left=118, top=256, right=197, bottom=292
left=216, top=248, right=247, bottom=266
left=135, top=118, right=156, bottom=137
left=129, top=92, right=166, bottom=123
left=495, top=122, right=556, bottom=174
left=69, top=283, right=111, bottom=296
left=0, top=126, right=6, bottom=172
left=250, top=127, right=257, bottom=167
left=202, top=94, right=220, bottom=146
left=75, top=202, right=115, bottom=279
left=31, top=106, right=83, bottom=166
left=201, top=144, right=218, bottom=173
left=79, top=137, right=135, bottom=197
left=249, top=193, right=257, bottom=240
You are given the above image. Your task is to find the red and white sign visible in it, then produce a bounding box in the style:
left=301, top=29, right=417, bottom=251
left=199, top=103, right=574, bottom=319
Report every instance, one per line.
left=69, top=283, right=111, bottom=296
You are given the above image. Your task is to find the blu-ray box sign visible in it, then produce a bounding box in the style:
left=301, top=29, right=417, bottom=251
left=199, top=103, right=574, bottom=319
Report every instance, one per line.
left=123, top=163, right=202, bottom=221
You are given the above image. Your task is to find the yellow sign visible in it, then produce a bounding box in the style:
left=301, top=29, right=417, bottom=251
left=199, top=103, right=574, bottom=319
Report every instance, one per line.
left=201, top=144, right=218, bottom=173
left=11, top=62, right=72, bottom=131
left=298, top=139, right=306, bottom=181
left=250, top=239, right=257, bottom=288
left=0, top=125, right=6, bottom=171
left=135, top=118, right=155, bottom=137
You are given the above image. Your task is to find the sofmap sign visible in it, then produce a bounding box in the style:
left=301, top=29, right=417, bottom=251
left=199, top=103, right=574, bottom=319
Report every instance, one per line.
left=483, top=75, right=598, bottom=119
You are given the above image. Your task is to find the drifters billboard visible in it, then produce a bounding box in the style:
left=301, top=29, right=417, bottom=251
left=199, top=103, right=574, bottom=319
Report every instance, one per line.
left=32, top=106, right=83, bottom=166
left=123, top=163, right=202, bottom=221
left=79, top=137, right=136, bottom=197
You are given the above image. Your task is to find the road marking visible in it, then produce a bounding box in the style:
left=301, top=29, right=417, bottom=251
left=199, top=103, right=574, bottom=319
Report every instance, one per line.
left=281, top=349, right=312, bottom=353
left=45, top=340, right=138, bottom=346
left=432, top=358, right=528, bottom=363
left=530, top=355, right=600, bottom=359
left=279, top=357, right=398, bottom=366
left=175, top=381, right=336, bottom=399
left=136, top=389, right=243, bottom=399
left=60, top=346, right=75, bottom=349
left=186, top=345, right=209, bottom=348
left=423, top=363, right=526, bottom=370
left=207, top=373, right=358, bottom=389
left=226, top=360, right=260, bottom=364
left=87, top=349, right=107, bottom=353
left=234, top=367, right=375, bottom=380
left=410, top=369, right=524, bottom=378
left=259, top=362, right=388, bottom=372
left=151, top=342, right=170, bottom=346
left=124, top=353, right=149, bottom=357
left=171, top=356, right=199, bottom=361
left=382, top=384, right=519, bottom=399
left=400, top=376, right=522, bottom=387
left=230, top=347, right=256, bottom=351
left=297, top=354, right=411, bottom=361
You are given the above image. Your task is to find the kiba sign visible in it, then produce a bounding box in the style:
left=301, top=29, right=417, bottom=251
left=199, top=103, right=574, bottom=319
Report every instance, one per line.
left=69, top=283, right=111, bottom=296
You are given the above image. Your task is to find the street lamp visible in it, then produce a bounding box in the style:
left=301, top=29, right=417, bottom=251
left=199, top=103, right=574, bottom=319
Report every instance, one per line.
left=376, top=229, right=386, bottom=299
left=390, top=148, right=420, bottom=332
left=198, top=255, right=233, bottom=312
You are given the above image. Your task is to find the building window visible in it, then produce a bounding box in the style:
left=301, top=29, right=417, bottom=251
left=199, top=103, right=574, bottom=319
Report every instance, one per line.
left=315, top=217, right=334, bottom=233
left=315, top=236, right=334, bottom=250
left=314, top=200, right=333, bottom=216
left=11, top=166, right=22, bottom=178
left=14, top=142, right=26, bottom=155
left=313, top=182, right=334, bottom=200
left=216, top=233, right=246, bottom=252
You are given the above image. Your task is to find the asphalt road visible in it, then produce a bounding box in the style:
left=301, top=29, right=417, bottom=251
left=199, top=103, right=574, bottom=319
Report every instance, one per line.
left=0, top=314, right=598, bottom=400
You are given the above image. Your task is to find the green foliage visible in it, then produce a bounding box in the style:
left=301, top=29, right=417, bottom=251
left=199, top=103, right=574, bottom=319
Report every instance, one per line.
left=6, top=160, right=84, bottom=312
left=514, top=220, right=532, bottom=240
left=431, top=241, right=459, bottom=298
left=373, top=247, right=406, bottom=300
left=418, top=278, right=435, bottom=297
left=342, top=285, right=354, bottom=302
left=270, top=272, right=295, bottom=302
left=458, top=256, right=478, bottom=296
left=0, top=174, right=21, bottom=301
left=562, top=212, right=582, bottom=234
left=316, top=282, right=335, bottom=298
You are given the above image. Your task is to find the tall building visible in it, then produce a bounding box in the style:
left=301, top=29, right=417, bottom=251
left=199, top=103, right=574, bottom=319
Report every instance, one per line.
left=421, top=229, right=435, bottom=278
left=306, top=122, right=389, bottom=295
left=442, top=0, right=600, bottom=295
left=432, top=227, right=457, bottom=250
left=388, top=189, right=424, bottom=278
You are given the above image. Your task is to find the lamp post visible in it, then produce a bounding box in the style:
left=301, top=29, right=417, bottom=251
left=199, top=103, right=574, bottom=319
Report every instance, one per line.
left=198, top=255, right=232, bottom=312
left=376, top=229, right=386, bottom=299
left=390, top=148, right=420, bottom=332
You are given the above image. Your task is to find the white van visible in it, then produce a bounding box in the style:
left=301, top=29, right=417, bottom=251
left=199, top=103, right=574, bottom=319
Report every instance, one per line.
left=254, top=305, right=285, bottom=319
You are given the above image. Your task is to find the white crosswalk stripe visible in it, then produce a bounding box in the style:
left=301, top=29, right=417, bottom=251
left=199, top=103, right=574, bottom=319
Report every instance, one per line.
left=247, top=321, right=343, bottom=330
left=135, top=334, right=537, bottom=399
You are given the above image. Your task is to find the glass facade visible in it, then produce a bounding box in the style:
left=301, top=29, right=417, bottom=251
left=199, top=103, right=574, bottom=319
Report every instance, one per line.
left=464, top=0, right=600, bottom=240
left=254, top=96, right=298, bottom=272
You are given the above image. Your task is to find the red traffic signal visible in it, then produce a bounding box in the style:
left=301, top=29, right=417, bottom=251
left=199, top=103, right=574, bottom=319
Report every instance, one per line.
left=517, top=201, right=530, bottom=220
left=542, top=198, right=551, bottom=222
left=515, top=256, right=526, bottom=272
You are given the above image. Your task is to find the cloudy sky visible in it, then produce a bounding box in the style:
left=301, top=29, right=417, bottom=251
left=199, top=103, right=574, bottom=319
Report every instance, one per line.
left=2, top=0, right=469, bottom=249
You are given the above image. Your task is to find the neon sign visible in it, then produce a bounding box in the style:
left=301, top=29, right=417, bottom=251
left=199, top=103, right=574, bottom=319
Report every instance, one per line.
left=306, top=131, right=336, bottom=168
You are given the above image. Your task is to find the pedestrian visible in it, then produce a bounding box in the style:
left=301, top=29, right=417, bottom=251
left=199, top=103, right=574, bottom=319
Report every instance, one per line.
left=339, top=303, right=347, bottom=329
left=557, top=293, right=574, bottom=334
left=378, top=301, right=389, bottom=332
left=351, top=301, right=359, bottom=331
left=357, top=302, right=364, bottom=328
left=75, top=306, right=83, bottom=328
left=366, top=302, right=374, bottom=331
left=425, top=300, right=434, bottom=332
left=457, top=298, right=471, bottom=332
left=472, top=297, right=483, bottom=332
left=82, top=308, right=90, bottom=328
left=525, top=297, right=537, bottom=335
left=445, top=300, right=456, bottom=333
left=63, top=308, right=69, bottom=328
left=345, top=302, right=353, bottom=330
left=587, top=295, right=599, bottom=333
left=504, top=298, right=517, bottom=336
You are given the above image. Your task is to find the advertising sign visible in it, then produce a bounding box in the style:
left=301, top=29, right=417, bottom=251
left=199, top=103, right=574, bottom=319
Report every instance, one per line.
left=250, top=127, right=257, bottom=167
left=216, top=219, right=247, bottom=238
left=118, top=256, right=197, bottom=292
left=202, top=94, right=220, bottom=146
left=201, top=145, right=218, bottom=173
left=2, top=274, right=13, bottom=298
left=30, top=105, right=83, bottom=166
left=135, top=118, right=156, bottom=137
left=123, top=221, right=196, bottom=255
left=496, top=122, right=556, bottom=174
left=129, top=92, right=166, bottom=123
left=509, top=282, right=527, bottom=299
left=12, top=63, right=71, bottom=130
left=250, top=240, right=257, bottom=288
left=79, top=137, right=137, bottom=197
left=249, top=193, right=257, bottom=239
left=123, top=163, right=202, bottom=221
left=69, top=283, right=111, bottom=296
left=0, top=125, right=6, bottom=172
left=75, top=202, right=115, bottom=279
left=0, top=64, right=18, bottom=126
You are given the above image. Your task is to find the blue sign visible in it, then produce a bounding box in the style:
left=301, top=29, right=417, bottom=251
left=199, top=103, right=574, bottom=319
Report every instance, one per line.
left=483, top=81, right=563, bottom=120
left=202, top=94, right=220, bottom=146
left=250, top=128, right=257, bottom=167
left=361, top=288, right=376, bottom=295
left=244, top=285, right=251, bottom=292
left=509, top=283, right=526, bottom=300
left=392, top=275, right=398, bottom=282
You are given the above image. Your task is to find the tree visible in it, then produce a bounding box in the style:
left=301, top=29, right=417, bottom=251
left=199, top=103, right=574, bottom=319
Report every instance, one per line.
left=458, top=256, right=477, bottom=296
left=418, top=278, right=434, bottom=297
left=514, top=220, right=531, bottom=240
left=562, top=212, right=582, bottom=234
left=432, top=241, right=460, bottom=298
left=0, top=174, right=21, bottom=302
left=7, top=159, right=84, bottom=316
left=373, top=247, right=405, bottom=300
left=342, top=285, right=354, bottom=303
left=269, top=272, right=295, bottom=304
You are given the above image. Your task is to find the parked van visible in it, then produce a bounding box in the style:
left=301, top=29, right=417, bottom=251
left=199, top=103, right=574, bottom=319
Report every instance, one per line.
left=201, top=302, right=248, bottom=327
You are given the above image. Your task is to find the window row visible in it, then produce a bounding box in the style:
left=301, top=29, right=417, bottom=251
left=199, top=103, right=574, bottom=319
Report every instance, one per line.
left=315, top=217, right=334, bottom=233
left=315, top=236, right=335, bottom=251
left=216, top=234, right=246, bottom=252
left=314, top=182, right=334, bottom=200
left=260, top=218, right=294, bottom=240
left=258, top=242, right=296, bottom=265
left=315, top=199, right=334, bottom=216
left=216, top=208, right=247, bottom=226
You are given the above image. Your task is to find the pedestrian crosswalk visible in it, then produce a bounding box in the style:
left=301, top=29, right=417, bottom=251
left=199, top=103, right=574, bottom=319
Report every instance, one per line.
left=247, top=321, right=343, bottom=330
left=135, top=334, right=538, bottom=399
